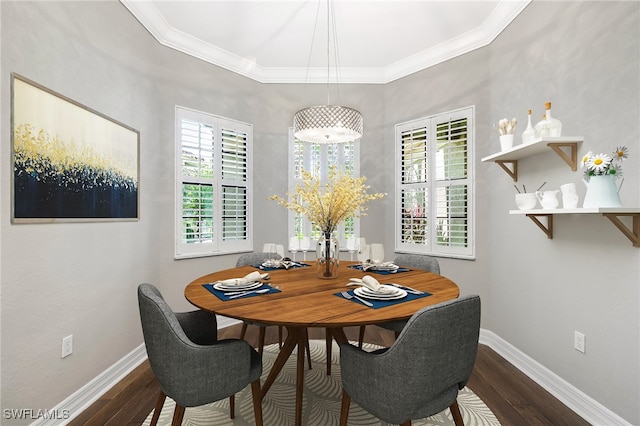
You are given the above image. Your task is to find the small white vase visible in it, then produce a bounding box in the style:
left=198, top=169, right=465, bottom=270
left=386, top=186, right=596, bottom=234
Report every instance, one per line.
left=500, top=134, right=514, bottom=151
left=582, top=175, right=621, bottom=208
left=521, top=110, right=536, bottom=145
left=560, top=183, right=579, bottom=209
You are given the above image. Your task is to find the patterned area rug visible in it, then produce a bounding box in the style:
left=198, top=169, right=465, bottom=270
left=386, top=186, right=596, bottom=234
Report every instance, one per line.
left=143, top=340, right=501, bottom=425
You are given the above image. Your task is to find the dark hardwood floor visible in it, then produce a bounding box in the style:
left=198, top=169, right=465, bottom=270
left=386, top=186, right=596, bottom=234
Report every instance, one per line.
left=70, top=324, right=590, bottom=426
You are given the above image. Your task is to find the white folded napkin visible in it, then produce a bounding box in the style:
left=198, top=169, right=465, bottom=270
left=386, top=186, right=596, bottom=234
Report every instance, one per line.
left=219, top=271, right=266, bottom=286
left=347, top=275, right=395, bottom=293
left=263, top=259, right=281, bottom=267
left=362, top=260, right=398, bottom=271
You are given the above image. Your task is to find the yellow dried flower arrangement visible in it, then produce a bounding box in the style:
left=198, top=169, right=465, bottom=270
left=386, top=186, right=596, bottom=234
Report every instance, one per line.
left=269, top=166, right=385, bottom=233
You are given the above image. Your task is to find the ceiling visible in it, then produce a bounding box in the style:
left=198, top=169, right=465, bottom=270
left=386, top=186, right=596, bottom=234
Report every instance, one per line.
left=120, top=0, right=531, bottom=84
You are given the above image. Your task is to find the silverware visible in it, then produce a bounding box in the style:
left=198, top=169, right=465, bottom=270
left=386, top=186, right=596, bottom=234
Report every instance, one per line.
left=340, top=291, right=373, bottom=307
left=227, top=288, right=270, bottom=299
left=389, top=283, right=423, bottom=294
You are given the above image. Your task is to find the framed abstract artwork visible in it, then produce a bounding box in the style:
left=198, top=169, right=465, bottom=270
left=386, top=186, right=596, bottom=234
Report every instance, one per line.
left=11, top=74, right=140, bottom=222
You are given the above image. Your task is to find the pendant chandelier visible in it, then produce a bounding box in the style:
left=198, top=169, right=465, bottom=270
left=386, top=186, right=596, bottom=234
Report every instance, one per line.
left=293, top=0, right=363, bottom=144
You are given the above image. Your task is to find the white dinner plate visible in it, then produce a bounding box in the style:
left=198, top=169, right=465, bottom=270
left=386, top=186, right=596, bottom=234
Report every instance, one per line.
left=354, top=286, right=407, bottom=300
left=359, top=284, right=400, bottom=295
left=213, top=281, right=263, bottom=291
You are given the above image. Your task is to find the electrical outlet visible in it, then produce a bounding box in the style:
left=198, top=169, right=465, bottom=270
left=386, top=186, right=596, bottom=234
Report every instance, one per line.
left=574, top=331, right=585, bottom=354
left=61, top=335, right=73, bottom=358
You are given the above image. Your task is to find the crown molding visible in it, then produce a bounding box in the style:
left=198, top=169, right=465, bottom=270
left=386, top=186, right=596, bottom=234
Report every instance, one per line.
left=121, top=0, right=531, bottom=84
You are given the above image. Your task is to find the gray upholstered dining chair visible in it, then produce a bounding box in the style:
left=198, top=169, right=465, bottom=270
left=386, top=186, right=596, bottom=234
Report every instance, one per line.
left=339, top=294, right=481, bottom=426
left=356, top=253, right=441, bottom=347
left=236, top=252, right=283, bottom=353
left=236, top=252, right=314, bottom=369
left=394, top=253, right=441, bottom=275
left=138, top=283, right=263, bottom=426
left=378, top=254, right=441, bottom=335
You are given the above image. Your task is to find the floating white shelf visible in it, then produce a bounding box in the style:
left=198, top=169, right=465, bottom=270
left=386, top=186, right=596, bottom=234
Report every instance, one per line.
left=508, top=207, right=640, bottom=247
left=509, top=207, right=640, bottom=215
left=481, top=136, right=584, bottom=181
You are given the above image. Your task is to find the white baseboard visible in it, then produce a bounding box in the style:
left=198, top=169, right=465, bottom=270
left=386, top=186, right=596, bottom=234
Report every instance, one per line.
left=32, top=344, right=148, bottom=426
left=44, top=326, right=630, bottom=426
left=479, top=329, right=631, bottom=426
left=44, top=317, right=240, bottom=425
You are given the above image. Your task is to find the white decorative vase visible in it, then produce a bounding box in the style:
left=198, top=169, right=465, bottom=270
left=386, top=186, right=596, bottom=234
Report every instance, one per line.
left=499, top=134, right=514, bottom=151
left=582, top=175, right=621, bottom=208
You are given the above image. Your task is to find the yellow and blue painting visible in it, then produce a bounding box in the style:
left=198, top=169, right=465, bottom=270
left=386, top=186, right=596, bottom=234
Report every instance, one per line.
left=12, top=75, right=139, bottom=221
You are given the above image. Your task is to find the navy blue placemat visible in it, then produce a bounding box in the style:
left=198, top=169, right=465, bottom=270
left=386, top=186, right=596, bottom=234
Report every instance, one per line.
left=348, top=264, right=411, bottom=275
left=203, top=283, right=281, bottom=301
left=253, top=262, right=312, bottom=271
left=334, top=289, right=431, bottom=309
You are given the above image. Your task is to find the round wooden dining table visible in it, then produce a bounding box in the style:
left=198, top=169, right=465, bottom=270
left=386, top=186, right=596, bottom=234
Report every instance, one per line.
left=184, top=260, right=460, bottom=426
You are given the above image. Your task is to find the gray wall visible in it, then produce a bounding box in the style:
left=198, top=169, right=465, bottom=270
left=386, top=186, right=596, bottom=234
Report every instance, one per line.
left=1, top=1, right=638, bottom=424
left=487, top=2, right=639, bottom=421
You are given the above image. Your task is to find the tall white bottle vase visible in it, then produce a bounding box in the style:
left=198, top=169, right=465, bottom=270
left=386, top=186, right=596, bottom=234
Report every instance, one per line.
left=521, top=109, right=536, bottom=144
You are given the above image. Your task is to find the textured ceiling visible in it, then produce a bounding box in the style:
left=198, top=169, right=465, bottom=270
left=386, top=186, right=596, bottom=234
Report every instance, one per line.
left=121, top=0, right=531, bottom=84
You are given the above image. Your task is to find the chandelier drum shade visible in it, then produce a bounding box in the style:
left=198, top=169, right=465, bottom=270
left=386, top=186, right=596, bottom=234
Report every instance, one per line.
left=294, top=0, right=363, bottom=144
left=294, top=105, right=363, bottom=144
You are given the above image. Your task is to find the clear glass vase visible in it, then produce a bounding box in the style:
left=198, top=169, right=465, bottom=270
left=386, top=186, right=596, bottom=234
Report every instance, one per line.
left=316, top=230, right=339, bottom=279
left=544, top=102, right=562, bottom=137
left=535, top=102, right=562, bottom=138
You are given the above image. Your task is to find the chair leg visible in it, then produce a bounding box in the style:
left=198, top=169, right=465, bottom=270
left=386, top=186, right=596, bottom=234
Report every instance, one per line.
left=358, top=325, right=366, bottom=349
left=304, top=328, right=312, bottom=369
left=339, top=389, right=351, bottom=426
left=400, top=421, right=412, bottom=426
left=278, top=325, right=283, bottom=349
left=450, top=399, right=464, bottom=426
left=251, top=379, right=264, bottom=426
left=258, top=326, right=266, bottom=357
left=325, top=328, right=332, bottom=375
left=240, top=322, right=248, bottom=339
left=171, top=405, right=186, bottom=426
left=229, top=395, right=235, bottom=419
left=150, top=391, right=166, bottom=426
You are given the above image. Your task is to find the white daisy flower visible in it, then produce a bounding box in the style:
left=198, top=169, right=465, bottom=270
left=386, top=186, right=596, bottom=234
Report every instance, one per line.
left=610, top=163, right=623, bottom=177
left=580, top=151, right=593, bottom=168
left=613, top=146, right=629, bottom=161
left=587, top=153, right=612, bottom=174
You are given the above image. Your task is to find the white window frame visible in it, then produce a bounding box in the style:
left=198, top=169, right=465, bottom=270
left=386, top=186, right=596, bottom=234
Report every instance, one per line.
left=395, top=106, right=475, bottom=259
left=175, top=106, right=252, bottom=259
left=287, top=128, right=360, bottom=249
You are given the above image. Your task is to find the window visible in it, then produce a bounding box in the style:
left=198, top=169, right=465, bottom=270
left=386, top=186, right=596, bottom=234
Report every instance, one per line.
left=175, top=106, right=252, bottom=258
left=395, top=106, right=474, bottom=259
left=287, top=129, right=360, bottom=248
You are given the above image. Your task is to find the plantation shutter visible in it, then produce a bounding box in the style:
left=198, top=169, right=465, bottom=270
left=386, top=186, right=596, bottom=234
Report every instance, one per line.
left=395, top=107, right=474, bottom=259
left=179, top=118, right=215, bottom=250
left=398, top=122, right=430, bottom=247
left=287, top=129, right=360, bottom=247
left=176, top=107, right=252, bottom=258
left=434, top=113, right=471, bottom=255
left=220, top=124, right=248, bottom=242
